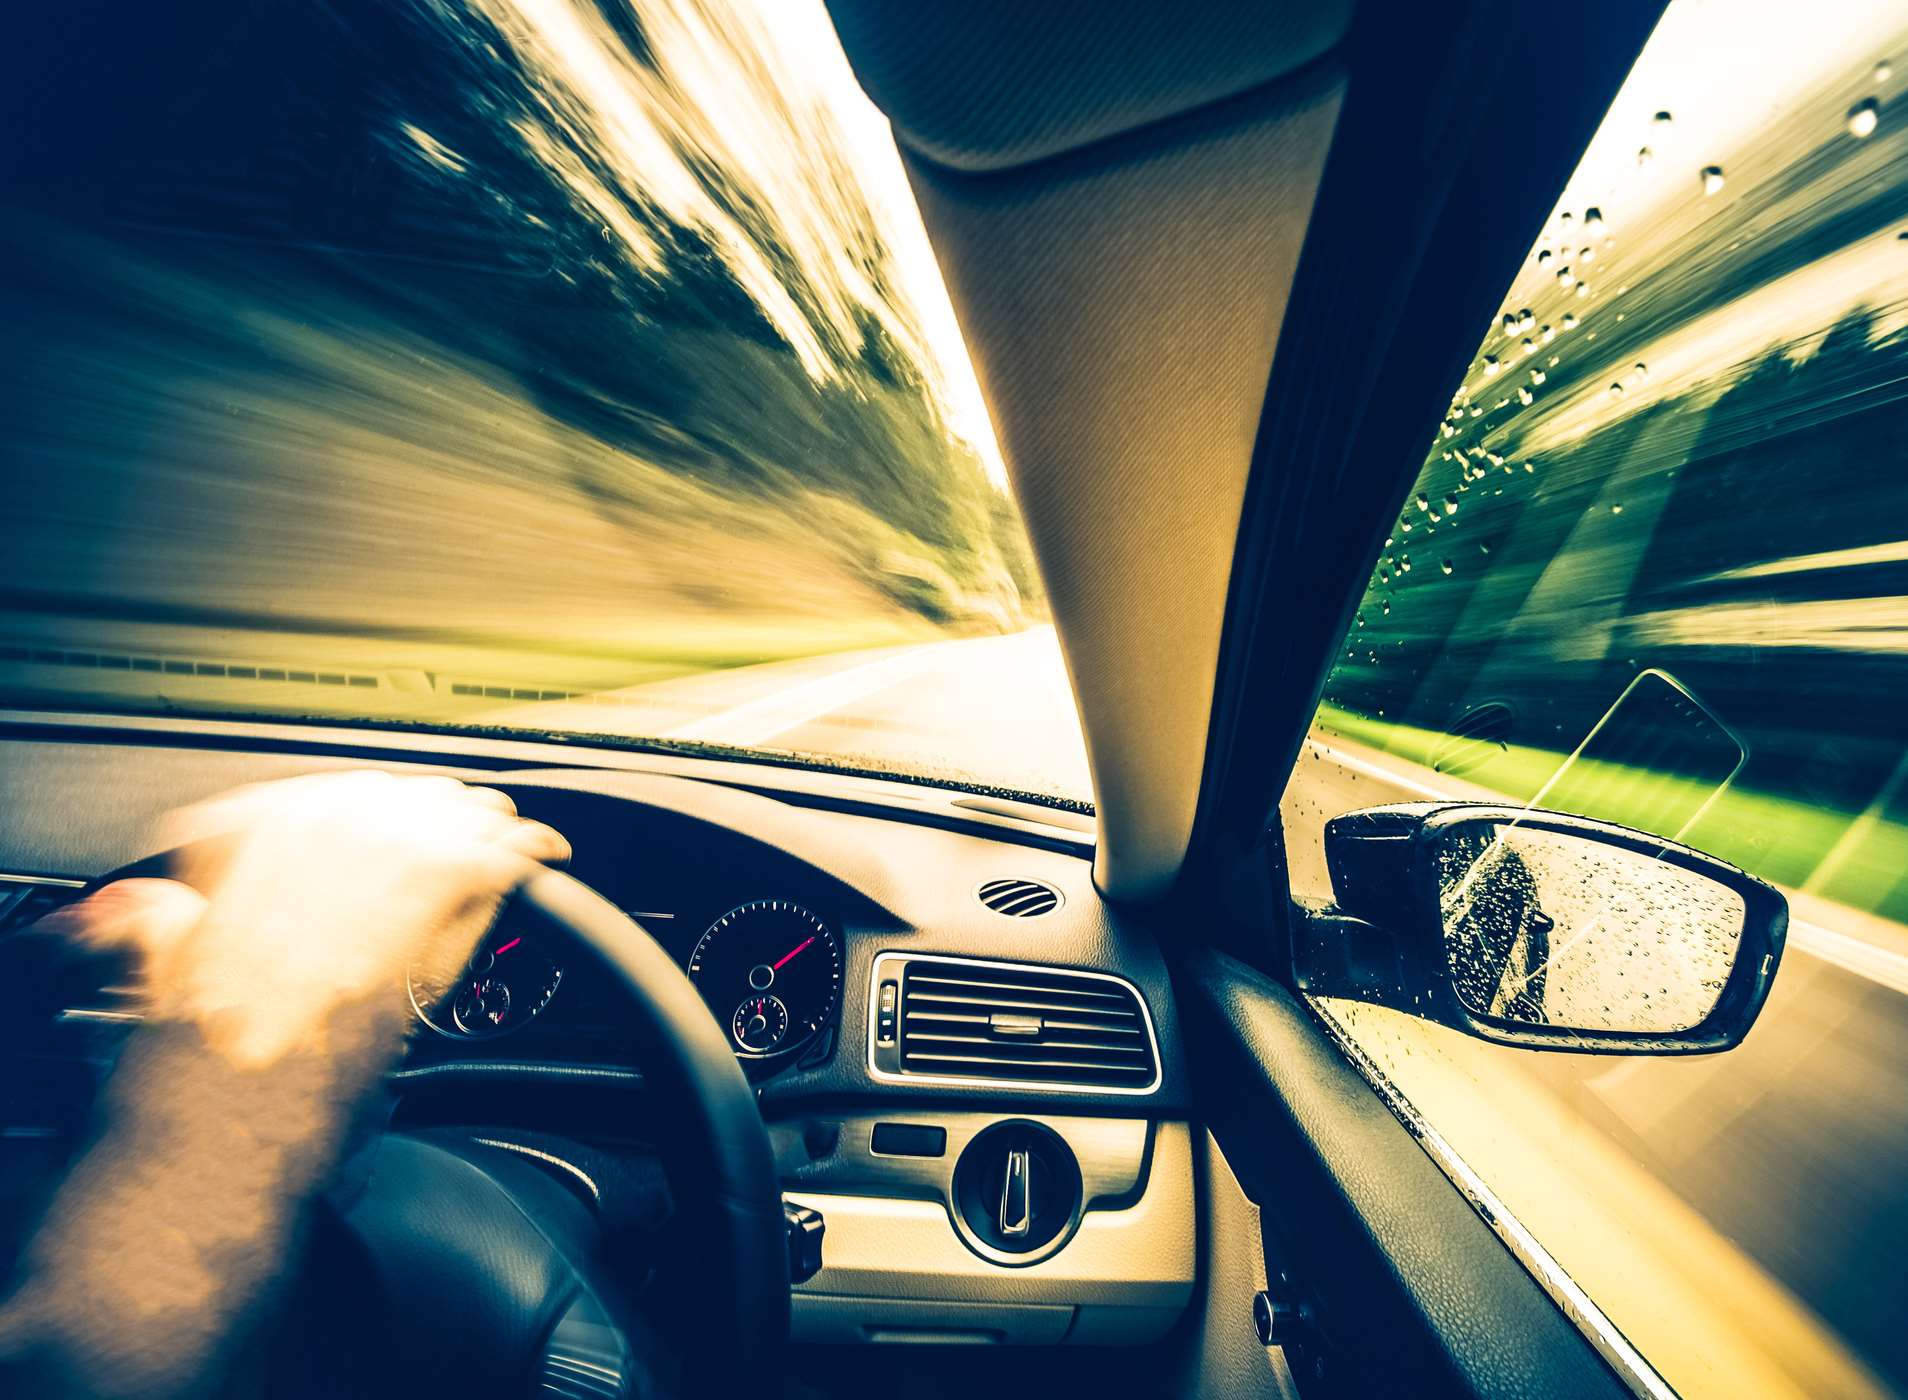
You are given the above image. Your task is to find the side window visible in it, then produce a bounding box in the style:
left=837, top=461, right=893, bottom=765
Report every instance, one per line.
left=1282, top=6, right=1908, bottom=1398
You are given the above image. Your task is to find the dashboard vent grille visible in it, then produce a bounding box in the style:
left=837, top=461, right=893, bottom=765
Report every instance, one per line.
left=975, top=877, right=1061, bottom=918
left=898, top=958, right=1157, bottom=1090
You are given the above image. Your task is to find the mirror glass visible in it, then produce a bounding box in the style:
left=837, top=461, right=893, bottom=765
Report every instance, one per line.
left=1434, top=822, right=1746, bottom=1034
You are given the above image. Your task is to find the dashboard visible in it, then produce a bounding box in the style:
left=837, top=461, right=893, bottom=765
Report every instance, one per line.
left=0, top=719, right=1197, bottom=1350
left=405, top=896, right=844, bottom=1069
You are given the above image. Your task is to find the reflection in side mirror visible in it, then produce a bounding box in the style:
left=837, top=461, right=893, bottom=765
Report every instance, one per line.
left=1435, top=821, right=1744, bottom=1035
left=1295, top=803, right=1787, bottom=1054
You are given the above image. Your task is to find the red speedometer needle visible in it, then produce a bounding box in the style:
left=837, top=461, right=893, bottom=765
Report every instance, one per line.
left=771, top=936, right=815, bottom=971
left=493, top=936, right=522, bottom=957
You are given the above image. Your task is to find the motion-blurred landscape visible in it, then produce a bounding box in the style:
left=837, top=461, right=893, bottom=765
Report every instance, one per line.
left=0, top=0, right=1039, bottom=758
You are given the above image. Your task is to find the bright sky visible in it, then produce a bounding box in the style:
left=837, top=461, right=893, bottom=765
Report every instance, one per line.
left=742, top=0, right=1010, bottom=488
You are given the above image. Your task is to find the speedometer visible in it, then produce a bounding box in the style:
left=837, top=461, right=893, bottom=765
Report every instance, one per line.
left=687, top=901, right=840, bottom=1059
left=408, top=927, right=563, bottom=1040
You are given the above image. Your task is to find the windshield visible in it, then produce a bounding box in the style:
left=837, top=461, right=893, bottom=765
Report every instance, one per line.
left=0, top=0, right=1091, bottom=804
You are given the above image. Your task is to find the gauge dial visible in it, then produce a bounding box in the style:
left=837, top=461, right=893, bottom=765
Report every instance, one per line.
left=731, top=994, right=789, bottom=1053
left=455, top=977, right=512, bottom=1033
left=688, top=901, right=840, bottom=1059
left=408, top=930, right=563, bottom=1040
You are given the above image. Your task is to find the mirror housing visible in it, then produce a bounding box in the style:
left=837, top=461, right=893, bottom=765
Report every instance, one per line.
left=1295, top=802, right=1787, bottom=1053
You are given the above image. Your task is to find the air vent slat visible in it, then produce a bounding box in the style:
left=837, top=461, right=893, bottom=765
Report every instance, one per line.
left=904, top=1031, right=1150, bottom=1056
left=905, top=972, right=1130, bottom=1006
left=900, top=1022, right=1137, bottom=1045
left=901, top=987, right=1136, bottom=1016
left=904, top=1060, right=1152, bottom=1083
left=891, top=955, right=1159, bottom=1092
left=975, top=878, right=1062, bottom=918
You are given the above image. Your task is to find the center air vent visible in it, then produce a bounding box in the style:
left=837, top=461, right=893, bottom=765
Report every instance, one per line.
left=976, top=878, right=1062, bottom=918
left=868, top=953, right=1159, bottom=1094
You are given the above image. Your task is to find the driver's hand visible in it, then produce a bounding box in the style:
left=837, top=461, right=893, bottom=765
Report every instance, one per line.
left=0, top=772, right=569, bottom=1399
left=137, top=770, right=569, bottom=1067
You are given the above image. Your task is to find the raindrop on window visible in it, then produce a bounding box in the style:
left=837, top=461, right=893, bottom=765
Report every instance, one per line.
left=1518, top=386, right=1534, bottom=405
left=1637, top=145, right=1654, bottom=167
left=1541, top=323, right=1555, bottom=343
left=1523, top=461, right=1535, bottom=473
left=1400, top=555, right=1412, bottom=572
left=1440, top=559, right=1454, bottom=576
left=1576, top=282, right=1591, bottom=298
left=1632, top=362, right=1650, bottom=381
left=1583, top=207, right=1605, bottom=232
left=1562, top=312, right=1578, bottom=330
left=1653, top=110, right=1674, bottom=127
left=1483, top=355, right=1502, bottom=377
left=1479, top=542, right=1491, bottom=555
left=1878, top=60, right=1894, bottom=84
left=1530, top=369, right=1546, bottom=385
left=1548, top=354, right=1561, bottom=366
left=1579, top=245, right=1596, bottom=265
left=1848, top=97, right=1881, bottom=138
left=1559, top=212, right=1575, bottom=229
left=1416, top=493, right=1430, bottom=511
left=1701, top=166, right=1726, bottom=195
left=1612, top=503, right=1624, bottom=514
left=1502, top=312, right=1519, bottom=334
left=1517, top=308, right=1536, bottom=333
left=1556, top=266, right=1576, bottom=290
left=1537, top=249, right=1553, bottom=266
left=1609, top=382, right=1626, bottom=399
left=1444, top=494, right=1460, bottom=513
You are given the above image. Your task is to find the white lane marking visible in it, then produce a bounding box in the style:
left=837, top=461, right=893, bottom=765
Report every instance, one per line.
left=1302, top=738, right=1908, bottom=996
left=1785, top=919, right=1908, bottom=998
left=1305, top=737, right=1453, bottom=801
left=662, top=647, right=935, bottom=747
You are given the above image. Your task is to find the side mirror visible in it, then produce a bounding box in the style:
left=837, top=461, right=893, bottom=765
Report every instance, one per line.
left=1294, top=803, right=1786, bottom=1053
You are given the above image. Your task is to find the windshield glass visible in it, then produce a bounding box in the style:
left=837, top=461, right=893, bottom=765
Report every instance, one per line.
left=0, top=0, right=1091, bottom=803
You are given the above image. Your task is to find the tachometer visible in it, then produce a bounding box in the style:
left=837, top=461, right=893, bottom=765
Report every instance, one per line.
left=688, top=901, right=840, bottom=1059
left=408, top=929, right=563, bottom=1040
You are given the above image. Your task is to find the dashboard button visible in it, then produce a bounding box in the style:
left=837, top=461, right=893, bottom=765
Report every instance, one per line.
left=876, top=979, right=898, bottom=1046
left=870, top=1122, right=946, bottom=1158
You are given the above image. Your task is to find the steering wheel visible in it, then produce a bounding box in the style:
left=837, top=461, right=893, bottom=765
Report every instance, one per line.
left=74, top=862, right=791, bottom=1399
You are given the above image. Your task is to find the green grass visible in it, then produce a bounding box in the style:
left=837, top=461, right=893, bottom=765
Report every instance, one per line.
left=1314, top=703, right=1908, bottom=924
